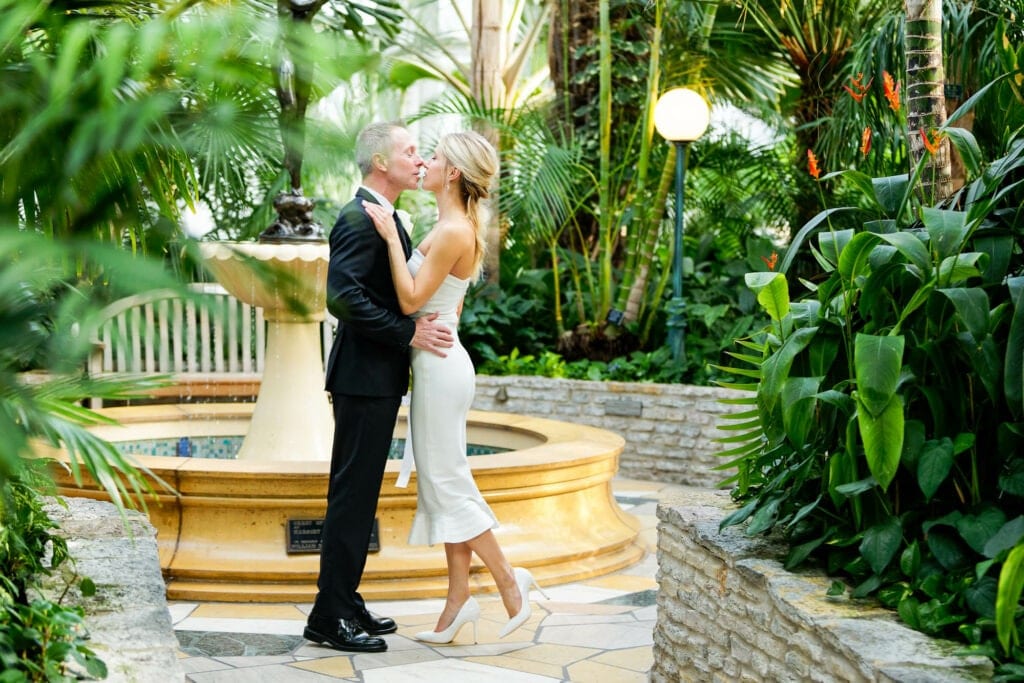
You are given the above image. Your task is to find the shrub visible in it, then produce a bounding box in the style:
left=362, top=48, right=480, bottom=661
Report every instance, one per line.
left=716, top=121, right=1024, bottom=675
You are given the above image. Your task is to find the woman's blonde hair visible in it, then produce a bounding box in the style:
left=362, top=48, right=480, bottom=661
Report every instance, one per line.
left=436, top=131, right=498, bottom=280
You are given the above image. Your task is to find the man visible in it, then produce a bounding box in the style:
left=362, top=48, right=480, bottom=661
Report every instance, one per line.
left=304, top=122, right=454, bottom=653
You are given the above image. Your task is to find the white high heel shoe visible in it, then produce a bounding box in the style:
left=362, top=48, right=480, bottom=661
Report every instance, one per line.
left=498, top=567, right=549, bottom=639
left=414, top=596, right=480, bottom=644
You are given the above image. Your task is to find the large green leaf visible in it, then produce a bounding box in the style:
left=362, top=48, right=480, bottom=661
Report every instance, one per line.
left=996, top=544, right=1024, bottom=654
left=878, top=232, right=932, bottom=276
left=857, top=394, right=904, bottom=491
left=746, top=497, right=781, bottom=536
left=975, top=234, right=1014, bottom=284
left=827, top=450, right=859, bottom=507
left=389, top=59, right=439, bottom=89
left=837, top=231, right=879, bottom=286
left=1004, top=279, right=1024, bottom=418
left=965, top=576, right=998, bottom=619
left=944, top=127, right=984, bottom=179
left=959, top=336, right=1003, bottom=407
left=759, top=326, right=819, bottom=420
left=854, top=334, right=905, bottom=417
left=937, top=252, right=984, bottom=286
left=779, top=207, right=855, bottom=274
left=1000, top=463, right=1024, bottom=496
left=818, top=229, right=855, bottom=268
left=745, top=271, right=790, bottom=321
left=917, top=438, right=954, bottom=502
left=939, top=288, right=990, bottom=341
left=982, top=516, right=1024, bottom=559
left=872, top=174, right=911, bottom=215
left=921, top=207, right=969, bottom=260
left=780, top=377, right=821, bottom=448
left=926, top=528, right=970, bottom=571
left=955, top=506, right=1007, bottom=556
left=860, top=515, right=902, bottom=575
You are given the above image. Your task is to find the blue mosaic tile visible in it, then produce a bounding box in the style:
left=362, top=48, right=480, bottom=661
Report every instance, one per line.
left=114, top=437, right=510, bottom=460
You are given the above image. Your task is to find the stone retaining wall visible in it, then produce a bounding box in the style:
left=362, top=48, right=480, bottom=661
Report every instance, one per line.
left=651, top=489, right=994, bottom=682
left=473, top=376, right=742, bottom=488
left=39, top=498, right=184, bottom=682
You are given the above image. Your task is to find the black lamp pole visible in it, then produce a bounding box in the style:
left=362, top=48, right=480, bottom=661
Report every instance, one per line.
left=667, top=140, right=688, bottom=364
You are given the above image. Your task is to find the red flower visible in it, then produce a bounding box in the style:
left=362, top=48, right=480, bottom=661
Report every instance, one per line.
left=921, top=128, right=944, bottom=154
left=882, top=71, right=901, bottom=112
left=860, top=127, right=872, bottom=156
left=843, top=73, right=872, bottom=103
left=807, top=149, right=821, bottom=179
left=760, top=253, right=779, bottom=271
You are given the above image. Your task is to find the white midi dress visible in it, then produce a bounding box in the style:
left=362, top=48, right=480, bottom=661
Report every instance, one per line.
left=403, top=249, right=498, bottom=546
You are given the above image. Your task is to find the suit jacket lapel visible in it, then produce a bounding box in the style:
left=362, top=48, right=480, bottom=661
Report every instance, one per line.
left=355, top=188, right=412, bottom=259
left=394, top=211, right=412, bottom=259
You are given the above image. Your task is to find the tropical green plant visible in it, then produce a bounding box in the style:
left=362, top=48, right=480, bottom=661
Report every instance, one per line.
left=540, top=0, right=798, bottom=368
left=715, top=88, right=1024, bottom=674
left=0, top=1, right=379, bottom=676
left=460, top=272, right=557, bottom=367
left=0, top=464, right=106, bottom=682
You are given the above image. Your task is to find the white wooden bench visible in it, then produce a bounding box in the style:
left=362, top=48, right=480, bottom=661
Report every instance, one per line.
left=87, top=283, right=337, bottom=408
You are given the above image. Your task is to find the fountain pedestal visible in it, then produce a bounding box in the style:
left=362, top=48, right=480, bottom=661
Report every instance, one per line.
left=198, top=241, right=332, bottom=461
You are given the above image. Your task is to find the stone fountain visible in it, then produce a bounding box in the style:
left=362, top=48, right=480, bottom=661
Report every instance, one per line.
left=197, top=237, right=330, bottom=462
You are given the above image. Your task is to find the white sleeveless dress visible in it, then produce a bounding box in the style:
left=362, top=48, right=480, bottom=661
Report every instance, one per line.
left=404, top=249, right=499, bottom=546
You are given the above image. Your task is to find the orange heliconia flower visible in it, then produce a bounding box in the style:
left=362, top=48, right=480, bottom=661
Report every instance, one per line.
left=760, top=252, right=779, bottom=271
left=921, top=128, right=944, bottom=154
left=882, top=71, right=901, bottom=111
left=807, top=149, right=821, bottom=179
left=843, top=73, right=873, bottom=103
left=860, top=127, right=872, bottom=156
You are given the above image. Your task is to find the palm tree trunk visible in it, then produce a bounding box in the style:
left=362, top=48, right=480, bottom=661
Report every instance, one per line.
left=904, top=0, right=953, bottom=203
left=624, top=146, right=675, bottom=326
left=596, top=0, right=612, bottom=320
left=471, top=0, right=505, bottom=283
left=611, top=0, right=662, bottom=321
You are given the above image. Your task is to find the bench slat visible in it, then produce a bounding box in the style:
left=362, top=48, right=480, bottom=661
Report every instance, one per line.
left=86, top=283, right=336, bottom=405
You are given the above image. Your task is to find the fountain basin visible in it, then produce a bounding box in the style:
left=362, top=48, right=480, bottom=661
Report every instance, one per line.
left=49, top=403, right=642, bottom=602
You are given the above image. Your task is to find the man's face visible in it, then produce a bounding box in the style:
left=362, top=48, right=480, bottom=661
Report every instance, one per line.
left=383, top=128, right=424, bottom=193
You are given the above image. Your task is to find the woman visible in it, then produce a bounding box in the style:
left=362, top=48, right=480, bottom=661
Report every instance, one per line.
left=363, top=131, right=546, bottom=644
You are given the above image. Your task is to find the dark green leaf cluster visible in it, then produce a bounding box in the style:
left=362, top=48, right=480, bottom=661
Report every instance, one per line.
left=716, top=109, right=1024, bottom=672
left=0, top=466, right=105, bottom=682
left=460, top=275, right=558, bottom=367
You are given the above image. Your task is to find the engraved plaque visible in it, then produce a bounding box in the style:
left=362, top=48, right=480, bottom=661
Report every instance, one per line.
left=286, top=518, right=380, bottom=554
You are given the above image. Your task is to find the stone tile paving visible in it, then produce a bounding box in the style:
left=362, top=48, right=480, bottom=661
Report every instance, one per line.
left=173, top=478, right=680, bottom=682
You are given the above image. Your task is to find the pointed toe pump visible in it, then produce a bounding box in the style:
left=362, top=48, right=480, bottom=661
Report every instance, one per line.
left=414, top=596, right=481, bottom=644
left=499, top=568, right=549, bottom=639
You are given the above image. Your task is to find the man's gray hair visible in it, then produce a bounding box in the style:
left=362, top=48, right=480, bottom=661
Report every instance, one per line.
left=355, top=121, right=405, bottom=177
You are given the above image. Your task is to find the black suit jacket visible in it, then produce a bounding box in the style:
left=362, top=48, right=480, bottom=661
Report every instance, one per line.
left=324, top=189, right=416, bottom=397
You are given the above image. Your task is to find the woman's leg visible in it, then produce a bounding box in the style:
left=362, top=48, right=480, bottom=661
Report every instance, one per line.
left=465, top=530, right=521, bottom=618
left=432, top=542, right=473, bottom=631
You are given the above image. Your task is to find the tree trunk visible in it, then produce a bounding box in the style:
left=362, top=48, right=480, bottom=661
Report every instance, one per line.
left=904, top=0, right=953, bottom=203
left=471, top=0, right=505, bottom=283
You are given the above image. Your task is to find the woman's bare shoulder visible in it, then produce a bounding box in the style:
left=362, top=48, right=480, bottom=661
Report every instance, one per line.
left=432, top=218, right=475, bottom=246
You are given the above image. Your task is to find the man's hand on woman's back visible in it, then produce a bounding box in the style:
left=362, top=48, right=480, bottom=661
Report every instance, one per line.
left=411, top=313, right=454, bottom=357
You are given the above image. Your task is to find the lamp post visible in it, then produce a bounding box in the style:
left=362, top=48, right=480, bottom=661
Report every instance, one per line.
left=653, top=87, right=710, bottom=365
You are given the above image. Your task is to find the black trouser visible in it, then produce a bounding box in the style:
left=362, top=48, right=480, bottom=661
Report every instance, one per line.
left=311, top=393, right=401, bottom=619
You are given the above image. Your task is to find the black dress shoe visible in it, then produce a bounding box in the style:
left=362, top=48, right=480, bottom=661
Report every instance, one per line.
left=354, top=609, right=397, bottom=635
left=303, top=616, right=387, bottom=652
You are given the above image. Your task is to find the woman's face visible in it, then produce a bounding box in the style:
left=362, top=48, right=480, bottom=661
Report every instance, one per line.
left=421, top=149, right=450, bottom=194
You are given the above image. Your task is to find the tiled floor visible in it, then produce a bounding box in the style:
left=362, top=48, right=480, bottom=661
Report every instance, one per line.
left=172, top=478, right=684, bottom=682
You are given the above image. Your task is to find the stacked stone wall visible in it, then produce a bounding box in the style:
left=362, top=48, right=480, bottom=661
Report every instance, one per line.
left=651, top=490, right=993, bottom=682
left=473, top=376, right=742, bottom=487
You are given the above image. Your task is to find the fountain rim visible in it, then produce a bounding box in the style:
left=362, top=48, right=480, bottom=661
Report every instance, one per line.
left=76, top=403, right=626, bottom=476
left=197, top=240, right=329, bottom=264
